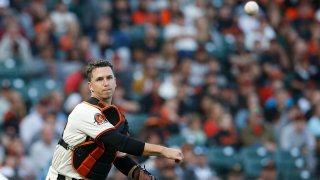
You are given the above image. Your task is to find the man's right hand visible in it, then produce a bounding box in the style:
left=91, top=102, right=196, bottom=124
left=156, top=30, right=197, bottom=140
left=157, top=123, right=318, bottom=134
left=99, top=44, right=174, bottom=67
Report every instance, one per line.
left=162, top=147, right=184, bottom=163
left=142, top=143, right=184, bottom=163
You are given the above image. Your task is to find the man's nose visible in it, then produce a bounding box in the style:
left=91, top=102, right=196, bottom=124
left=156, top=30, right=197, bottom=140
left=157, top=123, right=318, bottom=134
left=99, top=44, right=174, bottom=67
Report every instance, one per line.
left=103, top=78, right=109, bottom=86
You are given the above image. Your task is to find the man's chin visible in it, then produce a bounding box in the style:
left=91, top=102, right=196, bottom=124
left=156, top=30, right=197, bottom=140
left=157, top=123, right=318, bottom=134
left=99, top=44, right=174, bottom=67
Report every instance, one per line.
left=101, top=95, right=111, bottom=99
left=101, top=94, right=112, bottom=100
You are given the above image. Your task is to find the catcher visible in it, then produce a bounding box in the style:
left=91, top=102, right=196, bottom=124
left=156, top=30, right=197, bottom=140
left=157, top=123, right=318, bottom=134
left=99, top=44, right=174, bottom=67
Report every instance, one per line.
left=46, top=60, right=183, bottom=180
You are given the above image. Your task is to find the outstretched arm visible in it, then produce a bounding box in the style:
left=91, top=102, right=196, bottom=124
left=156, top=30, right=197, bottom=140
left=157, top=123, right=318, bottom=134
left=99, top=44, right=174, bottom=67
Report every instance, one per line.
left=98, top=130, right=184, bottom=162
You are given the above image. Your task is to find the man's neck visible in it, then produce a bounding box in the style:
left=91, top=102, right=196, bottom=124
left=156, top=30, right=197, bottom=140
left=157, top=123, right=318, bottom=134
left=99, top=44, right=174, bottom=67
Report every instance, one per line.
left=91, top=95, right=112, bottom=105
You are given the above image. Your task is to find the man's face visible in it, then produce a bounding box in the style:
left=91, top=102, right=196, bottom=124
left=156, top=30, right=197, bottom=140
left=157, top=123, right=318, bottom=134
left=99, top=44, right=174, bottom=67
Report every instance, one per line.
left=88, top=66, right=116, bottom=101
left=294, top=120, right=305, bottom=133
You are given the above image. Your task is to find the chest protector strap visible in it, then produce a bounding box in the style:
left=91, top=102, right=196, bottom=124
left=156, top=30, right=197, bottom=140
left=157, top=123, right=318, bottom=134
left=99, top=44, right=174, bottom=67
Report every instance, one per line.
left=68, top=97, right=129, bottom=179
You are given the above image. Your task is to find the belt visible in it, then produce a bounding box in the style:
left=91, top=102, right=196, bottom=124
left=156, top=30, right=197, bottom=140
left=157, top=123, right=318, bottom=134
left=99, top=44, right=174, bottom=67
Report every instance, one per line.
left=58, top=138, right=74, bottom=151
left=57, top=174, right=83, bottom=180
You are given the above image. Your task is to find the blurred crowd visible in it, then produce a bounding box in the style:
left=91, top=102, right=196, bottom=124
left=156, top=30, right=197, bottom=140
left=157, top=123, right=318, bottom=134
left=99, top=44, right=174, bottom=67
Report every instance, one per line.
left=0, top=0, right=320, bottom=179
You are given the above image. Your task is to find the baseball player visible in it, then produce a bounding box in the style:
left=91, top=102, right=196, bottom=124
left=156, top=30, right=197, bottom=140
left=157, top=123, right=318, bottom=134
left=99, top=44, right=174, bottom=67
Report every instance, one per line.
left=46, top=60, right=183, bottom=180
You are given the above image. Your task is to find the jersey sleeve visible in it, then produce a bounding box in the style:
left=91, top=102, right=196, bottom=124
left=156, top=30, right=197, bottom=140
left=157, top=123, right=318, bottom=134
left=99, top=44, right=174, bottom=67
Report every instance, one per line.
left=69, top=103, right=115, bottom=139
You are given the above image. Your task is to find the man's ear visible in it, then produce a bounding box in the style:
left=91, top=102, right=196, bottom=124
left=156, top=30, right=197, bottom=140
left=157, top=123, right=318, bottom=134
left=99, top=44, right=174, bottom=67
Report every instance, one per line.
left=88, top=82, right=93, bottom=92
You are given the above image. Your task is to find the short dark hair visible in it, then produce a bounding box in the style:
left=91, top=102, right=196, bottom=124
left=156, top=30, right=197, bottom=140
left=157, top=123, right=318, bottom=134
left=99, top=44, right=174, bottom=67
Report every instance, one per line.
left=86, top=60, right=114, bottom=82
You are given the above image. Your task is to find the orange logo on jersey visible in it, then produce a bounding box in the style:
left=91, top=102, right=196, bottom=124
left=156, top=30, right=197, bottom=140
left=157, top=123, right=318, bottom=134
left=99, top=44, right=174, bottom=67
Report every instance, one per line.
left=94, top=113, right=107, bottom=125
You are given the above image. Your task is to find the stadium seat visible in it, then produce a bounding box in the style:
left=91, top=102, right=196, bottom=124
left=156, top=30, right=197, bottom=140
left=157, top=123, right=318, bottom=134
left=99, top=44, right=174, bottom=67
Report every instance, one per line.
left=275, top=148, right=307, bottom=179
left=0, top=78, right=28, bottom=101
left=282, top=169, right=314, bottom=180
left=27, top=78, right=61, bottom=105
left=0, top=59, right=26, bottom=78
left=241, top=146, right=275, bottom=179
left=208, top=146, right=241, bottom=176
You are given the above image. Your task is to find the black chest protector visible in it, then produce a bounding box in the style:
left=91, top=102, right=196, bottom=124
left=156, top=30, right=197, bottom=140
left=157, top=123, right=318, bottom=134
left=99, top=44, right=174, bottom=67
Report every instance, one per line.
left=70, top=97, right=129, bottom=179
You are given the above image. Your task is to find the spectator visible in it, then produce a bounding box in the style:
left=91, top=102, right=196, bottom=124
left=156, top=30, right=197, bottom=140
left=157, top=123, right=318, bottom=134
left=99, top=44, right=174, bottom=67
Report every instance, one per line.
left=46, top=91, right=67, bottom=135
left=203, top=101, right=224, bottom=146
left=0, top=18, right=32, bottom=63
left=164, top=11, right=198, bottom=59
left=177, top=143, right=197, bottom=180
left=182, top=0, right=206, bottom=26
left=28, top=121, right=58, bottom=177
left=111, top=0, right=132, bottom=31
left=1, top=138, right=35, bottom=179
left=77, top=35, right=94, bottom=63
left=131, top=0, right=158, bottom=25
left=188, top=46, right=209, bottom=87
left=19, top=96, right=50, bottom=149
left=159, top=98, right=180, bottom=128
left=159, top=0, right=181, bottom=26
left=113, top=84, right=140, bottom=114
left=2, top=90, right=26, bottom=136
left=175, top=81, right=198, bottom=116
left=244, top=17, right=276, bottom=52
left=193, top=146, right=217, bottom=180
left=181, top=113, right=207, bottom=146
left=259, top=38, right=290, bottom=73
left=132, top=55, right=160, bottom=96
left=58, top=20, right=80, bottom=54
left=264, top=88, right=295, bottom=119
left=307, top=102, right=320, bottom=138
left=215, top=113, right=239, bottom=149
left=63, top=66, right=86, bottom=95
left=0, top=83, right=11, bottom=125
left=194, top=17, right=212, bottom=45
left=156, top=41, right=178, bottom=73
left=280, top=112, right=316, bottom=170
left=240, top=110, right=276, bottom=152
left=49, top=2, right=78, bottom=37
left=0, top=154, right=19, bottom=179
left=135, top=23, right=162, bottom=55
left=91, top=29, right=114, bottom=59
left=273, top=105, right=300, bottom=144
left=64, top=79, right=90, bottom=114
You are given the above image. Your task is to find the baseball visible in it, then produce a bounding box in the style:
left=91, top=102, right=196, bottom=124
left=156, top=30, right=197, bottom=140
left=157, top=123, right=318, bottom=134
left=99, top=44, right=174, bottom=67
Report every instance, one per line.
left=244, top=1, right=259, bottom=15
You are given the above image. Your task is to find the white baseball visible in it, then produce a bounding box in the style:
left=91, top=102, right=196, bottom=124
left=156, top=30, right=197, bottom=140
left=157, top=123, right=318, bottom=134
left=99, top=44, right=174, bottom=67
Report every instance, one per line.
left=244, top=1, right=259, bottom=15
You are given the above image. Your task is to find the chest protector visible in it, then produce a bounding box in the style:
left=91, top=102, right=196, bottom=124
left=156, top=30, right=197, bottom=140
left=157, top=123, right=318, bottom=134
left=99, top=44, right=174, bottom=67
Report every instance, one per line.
left=71, top=97, right=129, bottom=179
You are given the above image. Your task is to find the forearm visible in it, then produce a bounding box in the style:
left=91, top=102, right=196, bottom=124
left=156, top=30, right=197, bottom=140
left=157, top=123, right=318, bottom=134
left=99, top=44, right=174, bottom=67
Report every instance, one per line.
left=142, top=143, right=166, bottom=157
left=143, top=143, right=183, bottom=162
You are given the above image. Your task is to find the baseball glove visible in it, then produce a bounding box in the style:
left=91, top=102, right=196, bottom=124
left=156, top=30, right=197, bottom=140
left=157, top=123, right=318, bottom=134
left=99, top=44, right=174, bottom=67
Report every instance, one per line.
left=132, top=165, right=156, bottom=180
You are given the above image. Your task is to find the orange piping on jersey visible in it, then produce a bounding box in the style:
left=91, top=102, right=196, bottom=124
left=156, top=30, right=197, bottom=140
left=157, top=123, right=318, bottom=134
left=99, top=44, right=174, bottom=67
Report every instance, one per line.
left=98, top=100, right=107, bottom=106
left=81, top=102, right=124, bottom=127
left=101, top=105, right=125, bottom=127
left=82, top=101, right=103, bottom=111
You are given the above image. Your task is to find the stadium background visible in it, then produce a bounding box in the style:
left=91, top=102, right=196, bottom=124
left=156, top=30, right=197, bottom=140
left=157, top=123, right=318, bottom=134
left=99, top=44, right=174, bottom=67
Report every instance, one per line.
left=0, top=0, right=320, bottom=179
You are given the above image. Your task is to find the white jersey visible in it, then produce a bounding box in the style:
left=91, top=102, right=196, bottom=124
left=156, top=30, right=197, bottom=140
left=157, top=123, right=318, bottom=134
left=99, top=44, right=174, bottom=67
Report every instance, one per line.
left=46, top=102, right=127, bottom=180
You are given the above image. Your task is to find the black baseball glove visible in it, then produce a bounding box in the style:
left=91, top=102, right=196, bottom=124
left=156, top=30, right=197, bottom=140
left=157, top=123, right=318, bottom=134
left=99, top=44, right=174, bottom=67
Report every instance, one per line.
left=132, top=165, right=156, bottom=180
